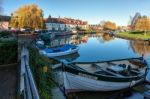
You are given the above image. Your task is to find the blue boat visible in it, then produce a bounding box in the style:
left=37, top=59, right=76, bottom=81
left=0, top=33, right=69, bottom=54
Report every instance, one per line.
left=40, top=44, right=80, bottom=57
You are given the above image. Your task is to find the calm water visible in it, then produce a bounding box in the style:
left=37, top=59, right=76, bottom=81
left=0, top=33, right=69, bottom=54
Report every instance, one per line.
left=47, top=33, right=150, bottom=65
left=47, top=33, right=150, bottom=99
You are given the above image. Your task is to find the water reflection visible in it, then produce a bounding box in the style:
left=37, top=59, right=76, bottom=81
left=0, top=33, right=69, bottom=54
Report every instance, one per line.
left=130, top=40, right=150, bottom=57
left=46, top=33, right=150, bottom=65
left=102, top=33, right=114, bottom=42
left=48, top=33, right=150, bottom=99
left=55, top=52, right=80, bottom=62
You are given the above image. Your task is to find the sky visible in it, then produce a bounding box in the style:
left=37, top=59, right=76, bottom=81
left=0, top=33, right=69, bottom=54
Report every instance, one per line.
left=1, top=0, right=150, bottom=26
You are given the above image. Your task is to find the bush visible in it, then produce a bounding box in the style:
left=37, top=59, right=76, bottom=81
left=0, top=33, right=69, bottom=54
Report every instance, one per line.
left=0, top=31, right=12, bottom=38
left=28, top=46, right=54, bottom=99
left=0, top=40, right=18, bottom=65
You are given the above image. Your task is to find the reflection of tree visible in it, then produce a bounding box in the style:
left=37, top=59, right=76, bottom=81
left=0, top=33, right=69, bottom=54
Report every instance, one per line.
left=102, top=34, right=114, bottom=42
left=130, top=41, right=150, bottom=57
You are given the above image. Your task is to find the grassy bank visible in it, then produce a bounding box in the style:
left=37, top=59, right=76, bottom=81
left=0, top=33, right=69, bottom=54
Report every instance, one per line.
left=28, top=46, right=55, bottom=99
left=116, top=31, right=150, bottom=40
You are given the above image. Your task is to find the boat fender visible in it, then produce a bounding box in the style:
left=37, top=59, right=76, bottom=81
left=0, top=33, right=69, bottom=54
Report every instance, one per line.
left=130, top=80, right=135, bottom=87
left=146, top=68, right=150, bottom=83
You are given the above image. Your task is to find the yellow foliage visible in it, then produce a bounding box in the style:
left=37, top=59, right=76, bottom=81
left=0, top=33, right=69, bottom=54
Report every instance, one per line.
left=10, top=4, right=44, bottom=29
left=135, top=17, right=150, bottom=34
left=43, top=66, right=48, bottom=73
left=103, top=21, right=117, bottom=30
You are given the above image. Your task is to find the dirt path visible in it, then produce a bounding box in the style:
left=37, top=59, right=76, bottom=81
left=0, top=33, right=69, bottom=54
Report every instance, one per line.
left=0, top=65, right=18, bottom=99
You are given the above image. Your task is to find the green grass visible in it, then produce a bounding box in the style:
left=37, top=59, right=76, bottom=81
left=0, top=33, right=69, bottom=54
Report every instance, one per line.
left=116, top=31, right=150, bottom=40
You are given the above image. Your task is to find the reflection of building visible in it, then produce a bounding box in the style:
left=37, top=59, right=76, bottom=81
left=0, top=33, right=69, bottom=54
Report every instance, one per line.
left=130, top=41, right=150, bottom=57
left=45, top=15, right=88, bottom=31
left=0, top=15, right=10, bottom=30
left=47, top=34, right=90, bottom=47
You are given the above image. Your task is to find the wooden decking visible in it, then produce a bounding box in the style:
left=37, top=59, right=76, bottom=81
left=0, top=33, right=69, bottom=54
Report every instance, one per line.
left=0, top=64, right=18, bottom=99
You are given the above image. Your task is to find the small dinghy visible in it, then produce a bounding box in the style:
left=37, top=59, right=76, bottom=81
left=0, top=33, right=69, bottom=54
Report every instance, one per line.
left=40, top=44, right=80, bottom=57
left=52, top=57, right=148, bottom=93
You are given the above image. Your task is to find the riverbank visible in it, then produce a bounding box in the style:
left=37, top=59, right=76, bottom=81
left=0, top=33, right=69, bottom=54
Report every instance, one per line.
left=28, top=45, right=55, bottom=99
left=116, top=31, right=150, bottom=41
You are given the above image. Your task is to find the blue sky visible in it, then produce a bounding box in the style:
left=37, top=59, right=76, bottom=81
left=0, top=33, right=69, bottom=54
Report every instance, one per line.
left=1, top=0, right=150, bottom=26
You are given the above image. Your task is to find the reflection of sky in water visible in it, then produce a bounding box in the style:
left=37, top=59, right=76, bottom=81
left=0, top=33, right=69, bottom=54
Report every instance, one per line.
left=75, top=38, right=138, bottom=62
left=50, top=35, right=150, bottom=66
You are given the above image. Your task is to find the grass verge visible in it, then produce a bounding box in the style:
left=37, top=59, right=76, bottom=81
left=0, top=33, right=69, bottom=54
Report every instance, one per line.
left=116, top=31, right=150, bottom=40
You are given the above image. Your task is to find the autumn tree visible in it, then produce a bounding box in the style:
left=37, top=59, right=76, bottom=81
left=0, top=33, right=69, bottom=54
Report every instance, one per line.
left=103, top=21, right=117, bottom=30
left=10, top=4, right=44, bottom=30
left=135, top=16, right=150, bottom=35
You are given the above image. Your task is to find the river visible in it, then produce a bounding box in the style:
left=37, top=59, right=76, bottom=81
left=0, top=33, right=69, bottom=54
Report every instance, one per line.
left=46, top=33, right=150, bottom=99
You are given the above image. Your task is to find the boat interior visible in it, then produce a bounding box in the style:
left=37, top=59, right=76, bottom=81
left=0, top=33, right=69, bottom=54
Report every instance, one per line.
left=70, top=59, right=147, bottom=78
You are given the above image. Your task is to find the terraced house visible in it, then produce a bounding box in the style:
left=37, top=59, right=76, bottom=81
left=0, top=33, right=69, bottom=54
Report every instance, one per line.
left=45, top=15, right=88, bottom=31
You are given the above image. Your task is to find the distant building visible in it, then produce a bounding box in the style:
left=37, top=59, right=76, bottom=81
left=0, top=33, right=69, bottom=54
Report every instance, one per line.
left=118, top=26, right=130, bottom=31
left=0, top=15, right=10, bottom=30
left=89, top=24, right=103, bottom=30
left=45, top=15, right=88, bottom=31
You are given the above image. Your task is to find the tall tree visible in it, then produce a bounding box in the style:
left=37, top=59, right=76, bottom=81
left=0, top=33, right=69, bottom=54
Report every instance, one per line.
left=10, top=4, right=44, bottom=30
left=103, top=21, right=117, bottom=30
left=135, top=16, right=150, bottom=35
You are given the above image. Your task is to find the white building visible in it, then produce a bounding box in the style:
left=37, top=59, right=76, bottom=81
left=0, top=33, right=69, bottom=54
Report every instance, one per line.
left=45, top=16, right=88, bottom=31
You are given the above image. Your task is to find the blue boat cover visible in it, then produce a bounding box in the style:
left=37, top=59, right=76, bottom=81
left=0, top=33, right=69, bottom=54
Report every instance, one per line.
left=44, top=44, right=77, bottom=53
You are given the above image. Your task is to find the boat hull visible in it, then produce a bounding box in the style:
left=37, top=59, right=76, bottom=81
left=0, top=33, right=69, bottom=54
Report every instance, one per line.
left=63, top=72, right=144, bottom=93
left=41, top=46, right=80, bottom=57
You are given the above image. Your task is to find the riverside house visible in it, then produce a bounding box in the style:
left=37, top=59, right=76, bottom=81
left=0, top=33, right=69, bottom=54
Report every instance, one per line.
left=45, top=15, right=88, bottom=31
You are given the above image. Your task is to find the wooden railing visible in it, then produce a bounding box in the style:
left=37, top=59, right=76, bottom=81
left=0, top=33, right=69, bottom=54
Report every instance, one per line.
left=20, top=46, right=40, bottom=99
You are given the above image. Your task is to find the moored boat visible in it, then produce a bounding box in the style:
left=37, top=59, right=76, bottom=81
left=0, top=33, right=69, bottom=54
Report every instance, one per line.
left=40, top=44, right=80, bottom=57
left=40, top=32, right=55, bottom=41
left=52, top=57, right=148, bottom=93
left=55, top=31, right=71, bottom=36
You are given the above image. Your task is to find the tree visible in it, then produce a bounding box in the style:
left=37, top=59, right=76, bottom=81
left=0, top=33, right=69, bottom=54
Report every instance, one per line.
left=103, top=21, right=117, bottom=30
left=135, top=16, right=150, bottom=35
left=10, top=4, right=44, bottom=30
